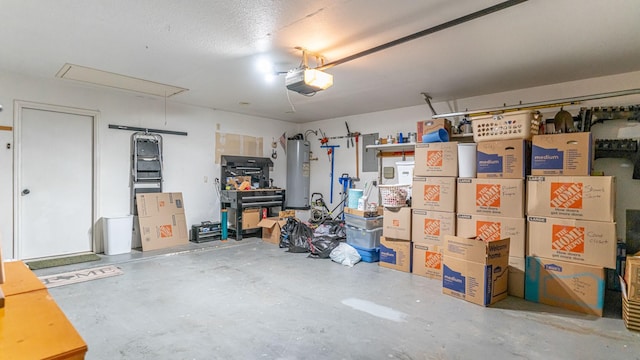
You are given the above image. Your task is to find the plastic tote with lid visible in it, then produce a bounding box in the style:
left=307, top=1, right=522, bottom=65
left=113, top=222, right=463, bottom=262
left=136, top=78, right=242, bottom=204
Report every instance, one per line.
left=103, top=215, right=133, bottom=255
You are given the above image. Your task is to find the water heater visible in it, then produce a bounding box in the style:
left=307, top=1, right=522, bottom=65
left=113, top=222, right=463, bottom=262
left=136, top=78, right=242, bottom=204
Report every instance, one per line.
left=285, top=139, right=310, bottom=209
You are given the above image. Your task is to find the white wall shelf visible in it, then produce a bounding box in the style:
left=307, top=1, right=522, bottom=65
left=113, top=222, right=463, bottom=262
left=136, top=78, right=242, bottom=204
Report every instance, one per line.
left=365, top=142, right=416, bottom=152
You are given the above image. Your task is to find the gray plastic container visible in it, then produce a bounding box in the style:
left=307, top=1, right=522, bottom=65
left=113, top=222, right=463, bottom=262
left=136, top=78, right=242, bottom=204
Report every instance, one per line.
left=344, top=213, right=384, bottom=230
left=346, top=225, right=383, bottom=249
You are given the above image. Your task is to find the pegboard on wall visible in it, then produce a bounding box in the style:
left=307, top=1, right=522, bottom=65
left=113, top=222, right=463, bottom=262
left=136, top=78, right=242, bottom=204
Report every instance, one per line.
left=214, top=132, right=263, bottom=164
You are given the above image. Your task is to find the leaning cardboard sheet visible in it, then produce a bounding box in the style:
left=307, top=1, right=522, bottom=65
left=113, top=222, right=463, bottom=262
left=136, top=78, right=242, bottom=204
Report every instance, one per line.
left=136, top=192, right=189, bottom=251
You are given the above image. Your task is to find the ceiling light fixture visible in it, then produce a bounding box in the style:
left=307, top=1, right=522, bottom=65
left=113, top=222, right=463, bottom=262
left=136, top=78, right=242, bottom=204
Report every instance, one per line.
left=285, top=49, right=333, bottom=95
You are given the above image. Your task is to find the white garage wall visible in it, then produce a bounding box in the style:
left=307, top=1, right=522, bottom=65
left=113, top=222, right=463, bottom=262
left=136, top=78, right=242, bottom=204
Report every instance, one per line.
left=0, top=70, right=296, bottom=259
left=2, top=70, right=639, bottom=258
left=302, top=71, right=640, bottom=239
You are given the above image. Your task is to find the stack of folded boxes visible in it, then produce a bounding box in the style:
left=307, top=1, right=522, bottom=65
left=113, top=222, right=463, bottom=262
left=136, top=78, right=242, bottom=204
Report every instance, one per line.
left=525, top=132, right=616, bottom=316
left=455, top=139, right=529, bottom=298
left=622, top=256, right=640, bottom=330
left=408, top=140, right=458, bottom=279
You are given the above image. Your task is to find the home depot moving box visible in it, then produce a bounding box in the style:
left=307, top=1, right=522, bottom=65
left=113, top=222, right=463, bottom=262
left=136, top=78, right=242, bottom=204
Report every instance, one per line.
left=526, top=176, right=615, bottom=222
left=412, top=243, right=442, bottom=280
left=456, top=178, right=525, bottom=217
left=383, top=207, right=412, bottom=240
left=531, top=132, right=593, bottom=176
left=257, top=217, right=287, bottom=245
left=476, top=139, right=531, bottom=178
left=525, top=256, right=605, bottom=316
left=456, top=213, right=526, bottom=258
left=509, top=256, right=525, bottom=298
left=136, top=192, right=189, bottom=251
left=411, top=210, right=455, bottom=245
left=442, top=235, right=510, bottom=306
left=417, top=119, right=452, bottom=139
left=414, top=142, right=458, bottom=177
left=379, top=236, right=412, bottom=272
left=527, top=216, right=616, bottom=268
left=411, top=176, right=456, bottom=212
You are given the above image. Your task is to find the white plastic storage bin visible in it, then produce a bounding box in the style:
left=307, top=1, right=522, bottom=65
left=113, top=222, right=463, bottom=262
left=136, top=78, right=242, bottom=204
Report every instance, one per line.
left=103, top=215, right=133, bottom=255
left=346, top=225, right=383, bottom=249
left=344, top=213, right=384, bottom=230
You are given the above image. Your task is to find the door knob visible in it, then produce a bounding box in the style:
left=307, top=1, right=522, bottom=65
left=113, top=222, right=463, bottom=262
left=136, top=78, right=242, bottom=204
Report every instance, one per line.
left=22, top=189, right=30, bottom=196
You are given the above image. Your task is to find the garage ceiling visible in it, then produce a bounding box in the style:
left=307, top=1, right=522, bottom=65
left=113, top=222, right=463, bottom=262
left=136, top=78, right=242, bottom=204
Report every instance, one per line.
left=1, top=0, right=639, bottom=123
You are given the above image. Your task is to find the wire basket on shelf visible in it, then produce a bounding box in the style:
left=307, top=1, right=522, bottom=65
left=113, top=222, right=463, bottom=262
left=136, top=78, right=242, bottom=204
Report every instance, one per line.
left=378, top=184, right=410, bottom=208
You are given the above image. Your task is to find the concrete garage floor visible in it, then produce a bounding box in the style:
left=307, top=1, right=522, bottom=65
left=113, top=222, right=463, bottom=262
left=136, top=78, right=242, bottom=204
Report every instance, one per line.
left=35, top=238, right=640, bottom=360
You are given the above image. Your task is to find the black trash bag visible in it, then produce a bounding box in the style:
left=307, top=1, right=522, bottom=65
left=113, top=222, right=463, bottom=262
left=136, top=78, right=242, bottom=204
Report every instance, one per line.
left=319, top=219, right=347, bottom=239
left=279, top=217, right=298, bottom=248
left=330, top=222, right=347, bottom=239
left=279, top=217, right=313, bottom=253
left=308, top=235, right=343, bottom=259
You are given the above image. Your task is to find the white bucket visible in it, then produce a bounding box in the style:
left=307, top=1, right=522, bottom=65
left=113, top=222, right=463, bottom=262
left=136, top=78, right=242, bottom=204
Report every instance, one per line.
left=103, top=215, right=133, bottom=255
left=457, top=143, right=477, bottom=178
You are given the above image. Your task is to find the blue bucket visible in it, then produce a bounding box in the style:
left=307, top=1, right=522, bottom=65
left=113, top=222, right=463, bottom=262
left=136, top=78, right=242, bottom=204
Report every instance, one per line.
left=422, top=128, right=449, bottom=143
left=348, top=189, right=364, bottom=208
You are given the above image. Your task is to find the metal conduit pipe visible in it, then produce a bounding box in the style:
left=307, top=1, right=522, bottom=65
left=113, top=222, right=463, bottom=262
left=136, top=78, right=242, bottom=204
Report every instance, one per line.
left=316, top=0, right=528, bottom=71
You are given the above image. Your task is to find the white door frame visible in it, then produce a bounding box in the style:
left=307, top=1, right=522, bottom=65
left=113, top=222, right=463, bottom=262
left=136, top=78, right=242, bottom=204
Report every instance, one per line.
left=13, top=100, right=101, bottom=259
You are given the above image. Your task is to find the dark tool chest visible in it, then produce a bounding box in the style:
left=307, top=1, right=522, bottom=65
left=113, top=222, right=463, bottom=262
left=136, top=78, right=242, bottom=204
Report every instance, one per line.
left=190, top=222, right=222, bottom=243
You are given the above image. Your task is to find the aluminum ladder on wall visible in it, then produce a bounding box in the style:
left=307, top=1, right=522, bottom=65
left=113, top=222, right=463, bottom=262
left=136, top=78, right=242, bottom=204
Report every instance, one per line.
left=130, top=132, right=163, bottom=217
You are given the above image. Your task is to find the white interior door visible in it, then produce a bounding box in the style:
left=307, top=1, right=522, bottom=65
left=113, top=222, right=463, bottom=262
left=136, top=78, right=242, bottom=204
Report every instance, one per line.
left=17, top=104, right=95, bottom=259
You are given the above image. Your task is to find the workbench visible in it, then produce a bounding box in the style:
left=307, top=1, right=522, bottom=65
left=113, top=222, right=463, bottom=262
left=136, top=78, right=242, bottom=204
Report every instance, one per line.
left=0, top=261, right=88, bottom=359
left=220, top=189, right=285, bottom=240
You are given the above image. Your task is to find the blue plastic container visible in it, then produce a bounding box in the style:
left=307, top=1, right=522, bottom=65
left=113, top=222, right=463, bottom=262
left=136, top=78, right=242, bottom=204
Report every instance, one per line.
left=351, top=244, right=380, bottom=263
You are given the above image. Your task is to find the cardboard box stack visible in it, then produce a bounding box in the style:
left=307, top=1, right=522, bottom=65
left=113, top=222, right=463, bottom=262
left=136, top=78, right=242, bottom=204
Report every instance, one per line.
left=442, top=234, right=510, bottom=306
left=410, top=141, right=458, bottom=279
left=380, top=195, right=412, bottom=272
left=456, top=139, right=528, bottom=298
left=525, top=132, right=615, bottom=316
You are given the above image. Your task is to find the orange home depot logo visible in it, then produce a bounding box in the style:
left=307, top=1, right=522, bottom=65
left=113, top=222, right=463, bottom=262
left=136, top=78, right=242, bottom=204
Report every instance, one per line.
left=550, top=182, right=583, bottom=209
left=476, top=221, right=501, bottom=241
left=424, top=218, right=441, bottom=236
left=476, top=184, right=501, bottom=207
left=426, top=150, right=443, bottom=167
left=424, top=184, right=440, bottom=202
left=425, top=251, right=441, bottom=270
left=552, top=224, right=584, bottom=253
left=159, top=225, right=173, bottom=238
left=392, top=219, right=400, bottom=227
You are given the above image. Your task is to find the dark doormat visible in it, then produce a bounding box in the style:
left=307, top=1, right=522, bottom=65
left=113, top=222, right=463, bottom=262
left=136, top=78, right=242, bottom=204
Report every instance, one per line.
left=26, top=253, right=101, bottom=270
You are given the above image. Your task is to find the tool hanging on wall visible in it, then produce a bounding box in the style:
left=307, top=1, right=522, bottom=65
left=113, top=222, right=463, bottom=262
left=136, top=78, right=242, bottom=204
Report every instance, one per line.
left=319, top=128, right=331, bottom=162
left=271, top=138, right=278, bottom=159
left=345, top=122, right=354, bottom=148
left=345, top=121, right=361, bottom=181
left=320, top=144, right=340, bottom=202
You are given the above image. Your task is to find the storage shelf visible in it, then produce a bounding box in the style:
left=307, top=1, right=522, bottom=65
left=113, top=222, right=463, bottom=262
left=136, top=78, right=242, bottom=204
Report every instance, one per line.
left=365, top=142, right=416, bottom=152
